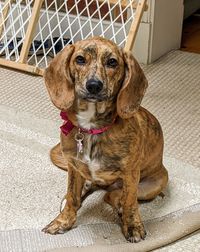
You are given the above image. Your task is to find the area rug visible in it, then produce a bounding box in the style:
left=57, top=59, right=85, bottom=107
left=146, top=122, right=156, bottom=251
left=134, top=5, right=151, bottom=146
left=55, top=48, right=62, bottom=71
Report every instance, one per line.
left=0, top=105, right=200, bottom=252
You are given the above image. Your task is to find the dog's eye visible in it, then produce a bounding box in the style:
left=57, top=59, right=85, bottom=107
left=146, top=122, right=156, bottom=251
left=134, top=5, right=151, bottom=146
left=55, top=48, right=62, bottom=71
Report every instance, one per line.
left=106, top=58, right=118, bottom=68
left=75, top=56, right=86, bottom=65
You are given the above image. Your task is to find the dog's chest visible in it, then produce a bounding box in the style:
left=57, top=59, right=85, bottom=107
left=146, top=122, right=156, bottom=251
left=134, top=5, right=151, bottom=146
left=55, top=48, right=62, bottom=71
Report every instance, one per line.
left=77, top=102, right=96, bottom=129
left=76, top=102, right=121, bottom=183
left=82, top=135, right=103, bottom=182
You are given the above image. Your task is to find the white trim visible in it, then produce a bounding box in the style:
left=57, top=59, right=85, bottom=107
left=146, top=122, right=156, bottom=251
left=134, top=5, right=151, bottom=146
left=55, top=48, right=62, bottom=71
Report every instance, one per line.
left=133, top=0, right=184, bottom=64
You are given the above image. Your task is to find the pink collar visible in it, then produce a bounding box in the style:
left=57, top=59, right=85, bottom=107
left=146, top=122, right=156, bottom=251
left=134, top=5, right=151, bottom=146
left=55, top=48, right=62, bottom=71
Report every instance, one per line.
left=60, top=111, right=114, bottom=136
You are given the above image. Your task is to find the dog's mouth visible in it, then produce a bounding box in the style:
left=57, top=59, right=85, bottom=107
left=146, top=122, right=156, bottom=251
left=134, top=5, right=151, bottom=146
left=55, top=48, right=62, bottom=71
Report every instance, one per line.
left=84, top=94, right=107, bottom=102
left=78, top=91, right=109, bottom=102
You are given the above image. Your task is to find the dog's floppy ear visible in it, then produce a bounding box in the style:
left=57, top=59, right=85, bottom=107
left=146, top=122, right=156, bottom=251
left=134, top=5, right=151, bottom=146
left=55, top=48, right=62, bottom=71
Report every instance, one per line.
left=44, top=44, right=75, bottom=111
left=117, top=51, right=148, bottom=119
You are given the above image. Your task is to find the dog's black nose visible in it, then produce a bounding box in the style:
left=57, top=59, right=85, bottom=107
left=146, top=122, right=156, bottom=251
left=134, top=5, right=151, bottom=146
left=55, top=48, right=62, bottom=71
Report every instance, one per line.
left=86, top=79, right=103, bottom=95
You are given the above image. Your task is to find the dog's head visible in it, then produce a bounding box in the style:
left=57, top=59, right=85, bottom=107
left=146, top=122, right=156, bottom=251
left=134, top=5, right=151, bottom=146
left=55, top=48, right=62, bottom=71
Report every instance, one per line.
left=44, top=36, right=148, bottom=119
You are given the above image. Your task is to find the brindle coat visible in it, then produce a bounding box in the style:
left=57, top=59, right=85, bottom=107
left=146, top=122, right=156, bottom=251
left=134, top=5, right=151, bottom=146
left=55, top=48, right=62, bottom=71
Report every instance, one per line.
left=42, top=37, right=168, bottom=243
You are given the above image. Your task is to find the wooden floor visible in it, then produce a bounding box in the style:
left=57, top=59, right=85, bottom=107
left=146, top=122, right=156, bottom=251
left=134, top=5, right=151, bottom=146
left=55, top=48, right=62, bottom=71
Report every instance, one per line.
left=181, top=10, right=200, bottom=54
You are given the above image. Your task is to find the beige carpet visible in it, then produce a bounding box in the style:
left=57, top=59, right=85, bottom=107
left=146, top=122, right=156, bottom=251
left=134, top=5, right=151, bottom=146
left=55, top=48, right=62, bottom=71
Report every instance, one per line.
left=0, top=50, right=200, bottom=251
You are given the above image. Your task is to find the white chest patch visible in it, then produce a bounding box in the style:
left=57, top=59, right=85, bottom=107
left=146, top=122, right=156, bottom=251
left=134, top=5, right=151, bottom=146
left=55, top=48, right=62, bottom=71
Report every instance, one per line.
left=85, top=156, right=104, bottom=182
left=83, top=136, right=104, bottom=183
left=85, top=155, right=99, bottom=173
left=77, top=102, right=96, bottom=129
left=77, top=102, right=104, bottom=182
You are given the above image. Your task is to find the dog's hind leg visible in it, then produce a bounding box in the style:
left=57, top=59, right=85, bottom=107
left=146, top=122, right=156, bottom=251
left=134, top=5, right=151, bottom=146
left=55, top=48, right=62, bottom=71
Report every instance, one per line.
left=138, top=165, right=168, bottom=201
left=104, top=189, right=123, bottom=216
left=50, top=143, right=68, bottom=171
left=104, top=165, right=168, bottom=208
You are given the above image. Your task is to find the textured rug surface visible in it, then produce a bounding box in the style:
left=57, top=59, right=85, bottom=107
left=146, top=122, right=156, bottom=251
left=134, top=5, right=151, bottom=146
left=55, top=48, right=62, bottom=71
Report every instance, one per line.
left=0, top=50, right=200, bottom=251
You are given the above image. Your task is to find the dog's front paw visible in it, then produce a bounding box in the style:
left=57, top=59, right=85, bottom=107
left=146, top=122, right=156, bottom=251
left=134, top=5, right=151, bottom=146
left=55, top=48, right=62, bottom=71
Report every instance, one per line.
left=42, top=212, right=76, bottom=235
left=122, top=222, right=146, bottom=243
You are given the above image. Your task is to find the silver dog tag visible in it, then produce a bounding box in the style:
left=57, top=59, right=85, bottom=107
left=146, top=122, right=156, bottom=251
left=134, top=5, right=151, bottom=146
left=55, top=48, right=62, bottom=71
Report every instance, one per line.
left=77, top=139, right=83, bottom=153
left=75, top=129, right=84, bottom=156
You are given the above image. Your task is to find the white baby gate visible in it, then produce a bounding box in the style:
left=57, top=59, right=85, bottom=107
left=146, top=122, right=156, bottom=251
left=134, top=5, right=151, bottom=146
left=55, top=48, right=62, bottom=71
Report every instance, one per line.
left=0, top=0, right=147, bottom=76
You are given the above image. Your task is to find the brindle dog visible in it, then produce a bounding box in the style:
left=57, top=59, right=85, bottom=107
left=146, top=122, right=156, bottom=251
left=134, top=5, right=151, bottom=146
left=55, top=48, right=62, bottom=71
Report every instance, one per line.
left=42, top=37, right=168, bottom=243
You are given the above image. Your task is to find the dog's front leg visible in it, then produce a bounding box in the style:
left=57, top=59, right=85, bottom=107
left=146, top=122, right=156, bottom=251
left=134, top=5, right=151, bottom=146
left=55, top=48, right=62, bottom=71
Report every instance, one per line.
left=42, top=165, right=85, bottom=234
left=121, top=163, right=146, bottom=243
